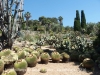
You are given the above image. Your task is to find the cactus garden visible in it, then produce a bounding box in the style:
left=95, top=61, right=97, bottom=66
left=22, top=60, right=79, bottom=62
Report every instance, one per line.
left=0, top=0, right=100, bottom=75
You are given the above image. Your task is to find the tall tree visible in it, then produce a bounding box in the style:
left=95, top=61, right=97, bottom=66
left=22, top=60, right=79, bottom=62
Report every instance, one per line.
left=81, top=10, right=86, bottom=29
left=24, top=12, right=31, bottom=29
left=58, top=16, right=63, bottom=26
left=74, top=10, right=81, bottom=31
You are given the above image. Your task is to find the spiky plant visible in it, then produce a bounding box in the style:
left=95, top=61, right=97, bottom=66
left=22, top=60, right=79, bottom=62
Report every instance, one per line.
left=40, top=52, right=50, bottom=64
left=81, top=58, right=94, bottom=69
left=40, top=68, right=47, bottom=73
left=14, top=59, right=27, bottom=75
left=17, top=51, right=25, bottom=59
left=51, top=51, right=61, bottom=63
left=61, top=52, right=70, bottom=62
left=25, top=54, right=37, bottom=67
left=31, top=50, right=40, bottom=59
left=12, top=46, right=20, bottom=52
left=0, top=59, right=4, bottom=74
left=36, top=48, right=44, bottom=54
left=1, top=68, right=17, bottom=75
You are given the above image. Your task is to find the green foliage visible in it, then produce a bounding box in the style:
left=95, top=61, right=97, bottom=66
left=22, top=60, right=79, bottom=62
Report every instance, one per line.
left=81, top=10, right=87, bottom=29
left=74, top=10, right=81, bottom=31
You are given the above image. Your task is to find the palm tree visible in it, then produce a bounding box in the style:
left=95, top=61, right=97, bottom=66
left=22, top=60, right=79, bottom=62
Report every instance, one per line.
left=58, top=16, right=63, bottom=31
left=24, top=12, right=31, bottom=30
left=58, top=16, right=63, bottom=26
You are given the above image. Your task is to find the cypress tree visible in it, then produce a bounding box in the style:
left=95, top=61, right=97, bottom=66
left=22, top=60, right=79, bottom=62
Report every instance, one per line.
left=74, top=10, right=81, bottom=31
left=81, top=10, right=86, bottom=29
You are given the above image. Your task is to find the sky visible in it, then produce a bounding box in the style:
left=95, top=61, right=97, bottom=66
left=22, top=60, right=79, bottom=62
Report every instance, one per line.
left=23, top=0, right=100, bottom=27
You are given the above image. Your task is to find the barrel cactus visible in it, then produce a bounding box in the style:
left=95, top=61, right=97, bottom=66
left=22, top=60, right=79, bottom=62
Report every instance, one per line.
left=1, top=51, right=18, bottom=68
left=0, top=59, right=4, bottom=74
left=40, top=52, right=50, bottom=64
left=1, top=49, right=11, bottom=56
left=61, top=52, right=70, bottom=62
left=17, top=51, right=25, bottom=59
left=25, top=54, right=37, bottom=67
left=14, top=59, right=27, bottom=75
left=1, top=68, right=17, bottom=75
left=81, top=58, right=94, bottom=69
left=31, top=50, right=40, bottom=59
left=51, top=51, right=61, bottom=63
left=36, top=48, right=44, bottom=54
left=12, top=46, right=20, bottom=52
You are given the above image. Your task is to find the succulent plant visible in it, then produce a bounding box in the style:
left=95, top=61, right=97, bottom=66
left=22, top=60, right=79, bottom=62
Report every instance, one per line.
left=40, top=68, right=47, bottom=73
left=0, top=59, right=4, bottom=74
left=1, top=51, right=18, bottom=67
left=51, top=51, right=61, bottom=63
left=61, top=52, right=70, bottom=62
left=40, top=52, right=50, bottom=64
left=1, top=68, right=17, bottom=75
left=81, top=58, right=94, bottom=69
left=25, top=54, right=37, bottom=67
left=12, top=46, right=20, bottom=52
left=36, top=48, right=44, bottom=54
left=17, top=51, right=25, bottom=59
left=31, top=50, right=40, bottom=59
left=14, top=59, right=27, bottom=75
left=1, top=49, right=11, bottom=56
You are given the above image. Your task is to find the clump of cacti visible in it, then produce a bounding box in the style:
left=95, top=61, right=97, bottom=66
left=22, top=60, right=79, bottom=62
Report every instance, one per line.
left=40, top=52, right=50, bottom=64
left=25, top=54, right=37, bottom=67
left=61, top=52, right=70, bottom=62
left=14, top=59, right=27, bottom=75
left=51, top=51, right=61, bottom=63
left=1, top=68, right=17, bottom=75
left=81, top=58, right=94, bottom=69
left=0, top=59, right=4, bottom=74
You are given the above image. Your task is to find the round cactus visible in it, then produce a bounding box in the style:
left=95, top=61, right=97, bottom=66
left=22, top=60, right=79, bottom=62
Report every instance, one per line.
left=79, top=54, right=91, bottom=62
left=82, top=58, right=94, bottom=69
left=36, top=48, right=44, bottom=54
left=31, top=50, right=40, bottom=59
left=1, top=68, right=17, bottom=75
left=61, top=52, right=70, bottom=62
left=1, top=49, right=11, bottom=56
left=14, top=59, right=27, bottom=75
left=17, top=51, right=25, bottom=59
left=12, top=46, right=20, bottom=52
left=0, top=59, right=4, bottom=74
left=40, top=52, right=50, bottom=64
left=51, top=51, right=61, bottom=63
left=40, top=68, right=47, bottom=73
left=25, top=54, right=37, bottom=67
